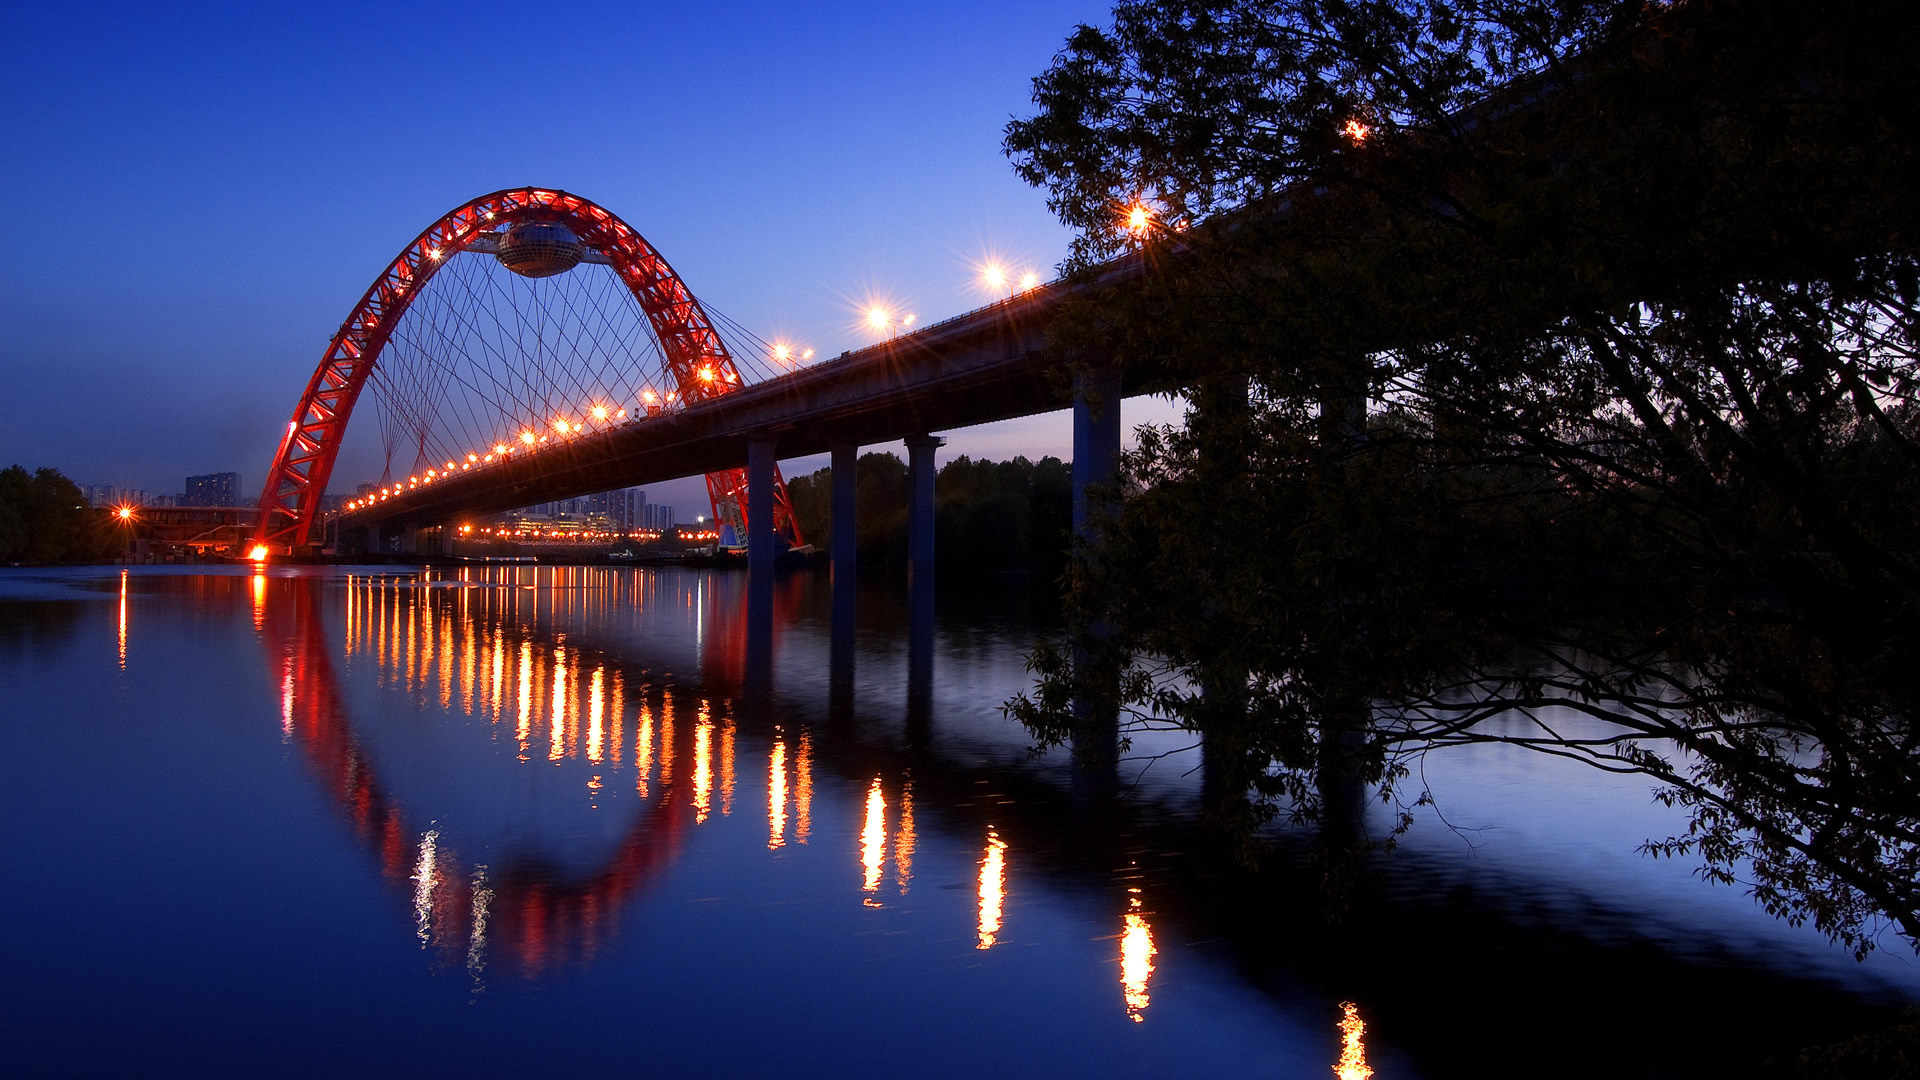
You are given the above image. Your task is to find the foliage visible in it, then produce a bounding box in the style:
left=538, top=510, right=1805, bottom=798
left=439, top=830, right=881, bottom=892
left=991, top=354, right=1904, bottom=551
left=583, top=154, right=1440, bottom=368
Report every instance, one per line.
left=1003, top=0, right=1920, bottom=955
left=0, top=466, right=120, bottom=564
left=786, top=453, right=1073, bottom=578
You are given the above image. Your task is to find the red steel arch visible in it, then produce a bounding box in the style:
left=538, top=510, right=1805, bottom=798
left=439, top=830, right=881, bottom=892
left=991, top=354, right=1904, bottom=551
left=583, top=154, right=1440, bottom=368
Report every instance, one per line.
left=253, top=187, right=803, bottom=551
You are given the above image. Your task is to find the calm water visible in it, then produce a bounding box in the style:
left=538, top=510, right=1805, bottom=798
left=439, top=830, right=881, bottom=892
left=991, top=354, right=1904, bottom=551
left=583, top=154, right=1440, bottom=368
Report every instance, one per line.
left=2, top=564, right=1914, bottom=1078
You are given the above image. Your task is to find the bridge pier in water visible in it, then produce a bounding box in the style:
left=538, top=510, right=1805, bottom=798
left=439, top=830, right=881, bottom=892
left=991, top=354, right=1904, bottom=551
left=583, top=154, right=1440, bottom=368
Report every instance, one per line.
left=1070, top=365, right=1125, bottom=798
left=906, top=434, right=942, bottom=746
left=829, top=442, right=858, bottom=734
left=746, top=435, right=777, bottom=690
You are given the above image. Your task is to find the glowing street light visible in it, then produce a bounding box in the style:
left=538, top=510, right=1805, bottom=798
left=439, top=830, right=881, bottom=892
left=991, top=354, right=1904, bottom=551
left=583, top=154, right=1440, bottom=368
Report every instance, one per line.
left=982, top=262, right=1008, bottom=292
left=1020, top=271, right=1040, bottom=290
left=114, top=505, right=136, bottom=521
left=591, top=405, right=609, bottom=421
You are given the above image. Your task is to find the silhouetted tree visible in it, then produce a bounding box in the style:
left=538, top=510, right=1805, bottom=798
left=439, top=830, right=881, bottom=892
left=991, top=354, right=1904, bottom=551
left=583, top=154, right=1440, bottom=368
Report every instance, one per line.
left=0, top=466, right=118, bottom=564
left=787, top=453, right=1073, bottom=578
left=1003, top=0, right=1920, bottom=955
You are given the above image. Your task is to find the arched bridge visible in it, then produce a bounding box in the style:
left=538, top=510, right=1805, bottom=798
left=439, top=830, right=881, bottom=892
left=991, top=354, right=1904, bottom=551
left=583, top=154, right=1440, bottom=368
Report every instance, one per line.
left=254, top=187, right=1149, bottom=582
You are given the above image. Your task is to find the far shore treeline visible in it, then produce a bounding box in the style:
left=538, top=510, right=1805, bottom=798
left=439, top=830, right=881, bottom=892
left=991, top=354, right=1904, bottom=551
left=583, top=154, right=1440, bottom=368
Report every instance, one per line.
left=785, top=452, right=1072, bottom=582
left=0, top=466, right=121, bottom=564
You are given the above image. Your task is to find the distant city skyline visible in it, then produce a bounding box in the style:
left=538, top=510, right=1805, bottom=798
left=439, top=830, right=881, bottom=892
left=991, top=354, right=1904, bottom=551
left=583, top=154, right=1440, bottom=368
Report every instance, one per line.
left=2, top=1, right=1179, bottom=515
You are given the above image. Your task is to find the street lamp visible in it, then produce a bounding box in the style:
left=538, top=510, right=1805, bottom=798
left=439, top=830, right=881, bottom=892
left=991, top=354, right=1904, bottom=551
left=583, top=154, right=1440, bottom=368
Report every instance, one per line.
left=864, top=304, right=916, bottom=339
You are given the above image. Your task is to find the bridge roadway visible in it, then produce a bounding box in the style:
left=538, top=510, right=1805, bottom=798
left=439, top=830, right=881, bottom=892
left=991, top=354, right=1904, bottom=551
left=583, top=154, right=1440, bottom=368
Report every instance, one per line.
left=334, top=255, right=1148, bottom=580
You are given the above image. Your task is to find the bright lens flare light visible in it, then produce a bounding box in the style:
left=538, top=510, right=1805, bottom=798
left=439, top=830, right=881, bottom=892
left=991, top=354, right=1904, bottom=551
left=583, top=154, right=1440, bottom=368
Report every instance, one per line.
left=1019, top=271, right=1040, bottom=290
left=591, top=405, right=609, bottom=421
left=248, top=544, right=270, bottom=562
left=982, top=262, right=1007, bottom=291
left=772, top=343, right=792, bottom=362
left=1335, top=1002, right=1374, bottom=1080
left=1126, top=204, right=1151, bottom=233
left=1343, top=119, right=1372, bottom=143
left=866, top=306, right=891, bottom=332
left=114, top=505, right=135, bottom=521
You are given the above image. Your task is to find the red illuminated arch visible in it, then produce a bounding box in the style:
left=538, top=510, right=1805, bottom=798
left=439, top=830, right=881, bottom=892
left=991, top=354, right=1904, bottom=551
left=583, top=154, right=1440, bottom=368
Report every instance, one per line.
left=253, top=187, right=803, bottom=550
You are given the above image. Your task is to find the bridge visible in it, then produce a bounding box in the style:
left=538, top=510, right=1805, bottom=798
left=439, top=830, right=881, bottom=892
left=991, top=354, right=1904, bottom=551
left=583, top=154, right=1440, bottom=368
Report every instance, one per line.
left=254, top=187, right=1152, bottom=595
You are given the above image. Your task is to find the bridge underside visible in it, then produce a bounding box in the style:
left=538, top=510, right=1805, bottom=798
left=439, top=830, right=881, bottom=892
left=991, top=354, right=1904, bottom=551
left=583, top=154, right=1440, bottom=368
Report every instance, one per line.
left=333, top=288, right=1150, bottom=535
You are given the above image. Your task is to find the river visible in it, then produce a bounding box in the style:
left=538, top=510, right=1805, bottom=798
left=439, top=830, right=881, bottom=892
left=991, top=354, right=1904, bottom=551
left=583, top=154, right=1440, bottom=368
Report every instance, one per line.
left=2, top=564, right=1913, bottom=1077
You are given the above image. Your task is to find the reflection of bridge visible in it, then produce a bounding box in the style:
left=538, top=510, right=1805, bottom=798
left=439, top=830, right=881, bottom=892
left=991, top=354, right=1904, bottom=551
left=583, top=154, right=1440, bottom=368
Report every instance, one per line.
left=251, top=566, right=1164, bottom=1011
left=253, top=187, right=1138, bottom=602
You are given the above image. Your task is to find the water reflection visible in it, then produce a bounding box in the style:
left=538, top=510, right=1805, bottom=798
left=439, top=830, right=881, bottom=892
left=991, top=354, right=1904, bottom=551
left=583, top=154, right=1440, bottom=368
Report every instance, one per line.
left=768, top=734, right=788, bottom=849
left=1120, top=888, right=1156, bottom=1022
left=895, top=779, right=915, bottom=896
left=265, top=573, right=732, bottom=977
left=116, top=568, right=127, bottom=669
left=860, top=776, right=886, bottom=905
left=977, top=827, right=1006, bottom=950
left=1336, top=1002, right=1374, bottom=1080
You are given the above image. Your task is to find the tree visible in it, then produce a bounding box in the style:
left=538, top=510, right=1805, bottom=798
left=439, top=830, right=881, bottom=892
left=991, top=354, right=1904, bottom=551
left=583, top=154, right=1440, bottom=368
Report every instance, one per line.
left=787, top=453, right=1075, bottom=579
left=1003, top=0, right=1920, bottom=954
left=0, top=466, right=118, bottom=564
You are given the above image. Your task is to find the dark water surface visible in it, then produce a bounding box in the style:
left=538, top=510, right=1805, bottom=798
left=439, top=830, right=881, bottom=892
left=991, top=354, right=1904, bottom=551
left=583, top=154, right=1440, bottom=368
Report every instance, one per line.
left=3, top=565, right=1914, bottom=1078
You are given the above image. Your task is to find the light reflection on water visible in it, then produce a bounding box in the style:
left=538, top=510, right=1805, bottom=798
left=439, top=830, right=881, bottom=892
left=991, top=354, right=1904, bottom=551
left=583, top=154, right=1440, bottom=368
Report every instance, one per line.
left=4, top=563, right=1915, bottom=1078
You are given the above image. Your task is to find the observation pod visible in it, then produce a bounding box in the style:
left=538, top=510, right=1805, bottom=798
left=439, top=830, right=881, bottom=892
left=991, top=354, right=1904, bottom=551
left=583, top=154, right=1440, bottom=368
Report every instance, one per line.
left=494, top=221, right=584, bottom=278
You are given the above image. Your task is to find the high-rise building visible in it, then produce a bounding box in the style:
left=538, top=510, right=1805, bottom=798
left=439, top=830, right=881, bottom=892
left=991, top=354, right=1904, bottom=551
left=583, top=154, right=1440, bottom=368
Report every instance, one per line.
left=82, top=485, right=161, bottom=508
left=185, top=472, right=240, bottom=507
left=614, top=486, right=646, bottom=530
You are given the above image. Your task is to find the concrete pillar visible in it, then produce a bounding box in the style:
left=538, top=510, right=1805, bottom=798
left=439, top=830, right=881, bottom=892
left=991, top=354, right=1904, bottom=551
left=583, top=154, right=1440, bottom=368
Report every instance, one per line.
left=829, top=442, right=859, bottom=733
left=436, top=525, right=456, bottom=557
left=1072, top=365, right=1124, bottom=541
left=1070, top=366, right=1124, bottom=793
left=747, top=435, right=777, bottom=583
left=905, top=434, right=942, bottom=588
left=830, top=442, right=858, bottom=590
left=905, top=434, right=942, bottom=746
left=746, top=435, right=777, bottom=689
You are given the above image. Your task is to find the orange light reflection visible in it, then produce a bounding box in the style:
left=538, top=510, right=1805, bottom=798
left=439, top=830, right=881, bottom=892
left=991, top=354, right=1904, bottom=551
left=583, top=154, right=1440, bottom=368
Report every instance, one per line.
left=693, top=715, right=713, bottom=823
left=860, top=777, right=885, bottom=905
left=1336, top=1001, right=1374, bottom=1080
left=794, top=729, right=813, bottom=844
left=768, top=736, right=788, bottom=849
left=1121, top=891, right=1156, bottom=1022
left=977, top=827, right=1006, bottom=949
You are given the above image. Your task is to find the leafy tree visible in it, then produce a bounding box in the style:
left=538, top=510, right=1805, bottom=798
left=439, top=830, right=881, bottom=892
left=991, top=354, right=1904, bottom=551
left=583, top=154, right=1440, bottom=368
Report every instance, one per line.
left=0, top=466, right=119, bottom=564
left=1003, top=0, right=1920, bottom=954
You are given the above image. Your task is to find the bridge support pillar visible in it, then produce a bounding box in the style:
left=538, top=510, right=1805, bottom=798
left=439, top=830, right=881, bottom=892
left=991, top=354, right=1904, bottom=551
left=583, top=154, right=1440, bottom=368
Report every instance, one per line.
left=746, top=435, right=777, bottom=689
left=829, top=442, right=859, bottom=728
left=747, top=435, right=777, bottom=582
left=436, top=525, right=455, bottom=557
left=905, top=433, right=942, bottom=743
left=1072, top=365, right=1124, bottom=541
left=1070, top=365, right=1124, bottom=794
left=831, top=442, right=858, bottom=592
left=905, top=434, right=942, bottom=596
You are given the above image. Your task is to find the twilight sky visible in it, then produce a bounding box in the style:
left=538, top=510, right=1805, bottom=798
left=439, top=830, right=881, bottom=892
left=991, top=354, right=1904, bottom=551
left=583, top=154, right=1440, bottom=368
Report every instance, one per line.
left=1, top=0, right=1179, bottom=511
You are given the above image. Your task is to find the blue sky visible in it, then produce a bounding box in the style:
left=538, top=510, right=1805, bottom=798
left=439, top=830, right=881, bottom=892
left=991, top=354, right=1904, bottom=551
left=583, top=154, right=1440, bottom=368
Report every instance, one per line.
left=1, top=0, right=1176, bottom=511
